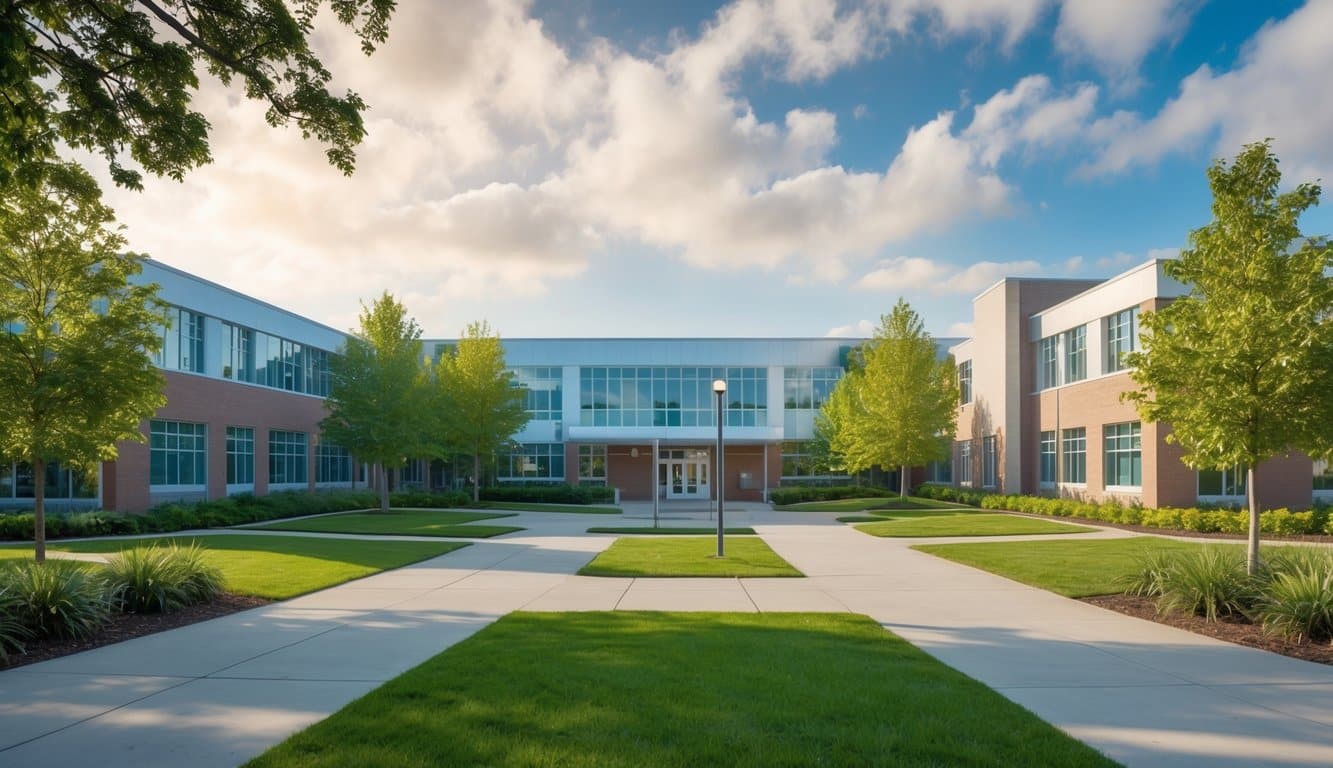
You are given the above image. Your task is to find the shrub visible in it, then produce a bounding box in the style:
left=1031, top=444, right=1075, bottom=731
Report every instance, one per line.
left=1156, top=547, right=1256, bottom=621
left=391, top=490, right=471, bottom=509
left=1117, top=549, right=1177, bottom=598
left=1259, top=508, right=1317, bottom=536
left=0, top=560, right=109, bottom=641
left=102, top=543, right=225, bottom=614
left=0, top=583, right=31, bottom=661
left=1257, top=564, right=1333, bottom=642
left=480, top=484, right=617, bottom=505
left=768, top=485, right=894, bottom=506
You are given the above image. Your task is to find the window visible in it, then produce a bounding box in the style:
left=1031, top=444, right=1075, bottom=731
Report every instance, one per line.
left=250, top=331, right=331, bottom=396
left=1039, top=431, right=1056, bottom=486
left=512, top=367, right=563, bottom=421
left=150, top=420, right=207, bottom=487
left=400, top=460, right=424, bottom=485
left=579, top=367, right=767, bottom=428
left=1064, top=326, right=1086, bottom=383
left=498, top=443, right=565, bottom=480
left=1198, top=465, right=1247, bottom=497
left=957, top=440, right=973, bottom=486
left=1037, top=337, right=1058, bottom=390
left=226, top=427, right=254, bottom=486
left=578, top=445, right=607, bottom=485
left=0, top=461, right=95, bottom=500
left=1315, top=462, right=1333, bottom=491
left=958, top=360, right=972, bottom=405
left=158, top=308, right=205, bottom=373
left=1105, top=307, right=1139, bottom=373
left=1061, top=428, right=1086, bottom=484
left=982, top=436, right=998, bottom=489
left=925, top=459, right=952, bottom=484
left=1104, top=422, right=1142, bottom=488
left=268, top=430, right=308, bottom=485
left=316, top=443, right=352, bottom=484
left=783, top=367, right=843, bottom=410
left=221, top=323, right=255, bottom=382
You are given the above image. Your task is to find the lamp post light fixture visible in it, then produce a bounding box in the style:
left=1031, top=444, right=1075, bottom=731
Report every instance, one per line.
left=713, top=378, right=727, bottom=557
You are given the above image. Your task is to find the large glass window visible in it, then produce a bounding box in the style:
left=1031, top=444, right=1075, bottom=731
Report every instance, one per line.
left=925, top=459, right=952, bottom=484
left=579, top=367, right=767, bottom=428
left=512, top=367, right=563, bottom=421
left=1315, top=461, right=1333, bottom=491
left=1039, top=431, right=1056, bottom=486
left=1061, top=428, right=1086, bottom=484
left=578, top=444, right=607, bottom=485
left=783, top=367, right=843, bottom=410
left=1037, top=337, right=1058, bottom=390
left=498, top=443, right=565, bottom=480
left=157, top=308, right=205, bottom=373
left=150, top=420, right=207, bottom=487
left=1105, top=307, right=1139, bottom=373
left=957, top=440, right=972, bottom=486
left=982, top=436, right=998, bottom=489
left=958, top=360, right=972, bottom=404
left=268, top=430, right=308, bottom=485
left=226, top=426, right=254, bottom=485
left=1064, top=326, right=1086, bottom=383
left=1104, top=422, right=1142, bottom=488
left=1198, top=465, right=1247, bottom=497
left=316, top=443, right=352, bottom=484
left=0, top=461, right=95, bottom=499
left=221, top=323, right=255, bottom=382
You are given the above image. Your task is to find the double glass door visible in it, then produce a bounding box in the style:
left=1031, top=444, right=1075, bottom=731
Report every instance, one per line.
left=659, top=449, right=710, bottom=500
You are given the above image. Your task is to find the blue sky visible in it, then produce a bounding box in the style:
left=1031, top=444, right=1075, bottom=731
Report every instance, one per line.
left=99, top=0, right=1333, bottom=339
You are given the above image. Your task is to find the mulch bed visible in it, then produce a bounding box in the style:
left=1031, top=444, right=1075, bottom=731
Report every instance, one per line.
left=1083, top=593, right=1333, bottom=665
left=1, top=592, right=271, bottom=671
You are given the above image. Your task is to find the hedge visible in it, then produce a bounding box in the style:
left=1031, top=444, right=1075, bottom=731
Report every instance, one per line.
left=768, top=485, right=895, bottom=506
left=913, top=485, right=1333, bottom=536
left=479, top=484, right=616, bottom=504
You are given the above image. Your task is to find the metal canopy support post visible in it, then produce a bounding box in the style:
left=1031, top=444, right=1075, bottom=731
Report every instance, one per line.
left=652, top=439, right=660, bottom=528
left=713, top=379, right=727, bottom=557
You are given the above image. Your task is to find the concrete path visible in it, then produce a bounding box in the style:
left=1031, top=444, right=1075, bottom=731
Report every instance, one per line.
left=3, top=506, right=1332, bottom=767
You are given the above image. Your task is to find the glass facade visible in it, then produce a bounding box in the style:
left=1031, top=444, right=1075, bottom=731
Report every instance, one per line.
left=512, top=366, right=562, bottom=421
left=1064, top=326, right=1086, bottom=383
left=1104, top=421, right=1142, bottom=488
left=1062, top=428, right=1086, bottom=484
left=220, top=322, right=331, bottom=396
left=579, top=367, right=767, bottom=427
left=316, top=443, right=353, bottom=484
left=158, top=307, right=205, bottom=373
left=958, top=360, right=972, bottom=404
left=1039, top=431, right=1056, bottom=486
left=578, top=444, right=607, bottom=484
left=1037, top=337, right=1058, bottom=390
left=0, top=461, right=96, bottom=500
left=226, top=426, right=254, bottom=485
left=268, top=430, right=308, bottom=485
left=150, top=420, right=207, bottom=487
left=1198, top=465, right=1246, bottom=497
left=498, top=443, right=565, bottom=480
left=783, top=367, right=842, bottom=410
left=1105, top=307, right=1139, bottom=373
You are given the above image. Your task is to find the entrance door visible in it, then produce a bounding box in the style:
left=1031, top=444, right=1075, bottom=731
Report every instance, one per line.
left=660, top=450, right=710, bottom=500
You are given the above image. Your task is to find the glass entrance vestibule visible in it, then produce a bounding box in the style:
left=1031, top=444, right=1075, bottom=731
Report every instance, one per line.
left=657, top=448, right=711, bottom=500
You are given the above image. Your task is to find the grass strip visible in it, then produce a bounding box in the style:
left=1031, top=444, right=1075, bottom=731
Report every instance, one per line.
left=587, top=526, right=756, bottom=535
left=775, top=496, right=974, bottom=512
left=244, top=509, right=521, bottom=538
left=246, top=612, right=1115, bottom=768
left=856, top=514, right=1096, bottom=538
left=579, top=536, right=802, bottom=577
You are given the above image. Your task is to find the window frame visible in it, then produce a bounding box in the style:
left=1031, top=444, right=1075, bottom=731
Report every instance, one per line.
left=1103, top=421, right=1143, bottom=489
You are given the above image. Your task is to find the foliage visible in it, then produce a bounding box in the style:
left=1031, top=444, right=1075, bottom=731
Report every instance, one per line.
left=0, top=582, right=31, bottom=660
left=819, top=300, right=958, bottom=495
left=0, top=162, right=167, bottom=562
left=1115, top=548, right=1178, bottom=598
left=1124, top=140, right=1333, bottom=574
left=433, top=321, right=530, bottom=503
left=0, top=559, right=109, bottom=640
left=0, top=1, right=396, bottom=188
left=1152, top=548, right=1257, bottom=621
left=322, top=292, right=430, bottom=511
left=102, top=543, right=223, bottom=614
left=1257, top=562, right=1333, bottom=643
left=768, top=485, right=895, bottom=506
left=479, top=484, right=615, bottom=505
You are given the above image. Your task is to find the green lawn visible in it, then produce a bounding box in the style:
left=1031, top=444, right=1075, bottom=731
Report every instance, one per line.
left=855, top=513, right=1096, bottom=538
left=579, top=536, right=802, bottom=578
left=21, top=535, right=468, bottom=599
left=587, top=526, right=757, bottom=535
left=477, top=501, right=622, bottom=515
left=243, top=508, right=521, bottom=538
left=914, top=536, right=1203, bottom=597
left=246, top=612, right=1115, bottom=768
left=775, top=496, right=972, bottom=512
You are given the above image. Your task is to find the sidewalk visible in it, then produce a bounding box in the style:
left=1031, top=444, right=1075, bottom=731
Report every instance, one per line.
left=2, top=511, right=1331, bottom=767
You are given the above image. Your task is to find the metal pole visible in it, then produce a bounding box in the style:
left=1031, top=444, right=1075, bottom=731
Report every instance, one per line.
left=652, top=439, right=660, bottom=528
left=716, top=389, right=725, bottom=557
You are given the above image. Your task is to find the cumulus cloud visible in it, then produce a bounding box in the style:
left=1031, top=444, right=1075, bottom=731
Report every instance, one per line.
left=946, top=321, right=975, bottom=337
left=855, top=257, right=1043, bottom=295
left=1054, top=0, right=1198, bottom=94
left=825, top=319, right=877, bottom=337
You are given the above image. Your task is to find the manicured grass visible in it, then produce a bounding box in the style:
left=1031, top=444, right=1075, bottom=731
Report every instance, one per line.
left=587, top=526, right=757, bottom=535
left=243, top=508, right=521, bottom=538
left=776, top=496, right=972, bottom=512
left=855, top=513, right=1097, bottom=538
left=915, top=536, right=1202, bottom=597
left=40, top=535, right=467, bottom=599
left=477, top=501, right=622, bottom=515
left=246, top=612, right=1115, bottom=768
left=579, top=536, right=802, bottom=577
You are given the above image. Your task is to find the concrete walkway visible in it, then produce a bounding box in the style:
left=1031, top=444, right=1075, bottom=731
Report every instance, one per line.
left=2, top=507, right=1332, bottom=767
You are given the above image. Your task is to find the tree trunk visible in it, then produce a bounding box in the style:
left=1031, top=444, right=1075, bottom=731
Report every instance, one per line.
left=1246, top=465, right=1260, bottom=575
left=900, top=464, right=909, bottom=498
left=33, top=457, right=46, bottom=564
left=378, top=463, right=389, bottom=513
left=472, top=454, right=481, bottom=504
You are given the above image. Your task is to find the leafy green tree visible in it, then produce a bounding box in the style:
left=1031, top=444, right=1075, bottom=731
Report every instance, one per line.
left=434, top=321, right=529, bottom=503
left=1, top=0, right=395, bottom=188
left=0, top=163, right=167, bottom=563
left=321, top=292, right=429, bottom=513
left=1126, top=140, right=1333, bottom=574
left=820, top=300, right=959, bottom=496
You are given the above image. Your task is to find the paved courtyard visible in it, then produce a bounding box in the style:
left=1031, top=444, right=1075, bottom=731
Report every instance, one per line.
left=2, top=505, right=1331, bottom=767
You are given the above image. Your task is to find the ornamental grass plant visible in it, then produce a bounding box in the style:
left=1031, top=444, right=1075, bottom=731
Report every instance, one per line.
left=0, top=560, right=109, bottom=641
left=103, top=543, right=225, bottom=614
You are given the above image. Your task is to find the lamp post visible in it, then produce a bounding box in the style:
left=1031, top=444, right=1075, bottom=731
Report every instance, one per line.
left=713, top=378, right=726, bottom=557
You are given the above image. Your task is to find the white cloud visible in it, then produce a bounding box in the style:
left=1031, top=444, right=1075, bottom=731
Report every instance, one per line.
left=946, top=321, right=975, bottom=337
left=1083, top=0, right=1333, bottom=181
left=1054, top=0, right=1198, bottom=94
left=825, top=319, right=877, bottom=337
left=855, top=257, right=1043, bottom=295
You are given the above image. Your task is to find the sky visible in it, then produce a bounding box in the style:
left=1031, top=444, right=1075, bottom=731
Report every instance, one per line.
left=94, top=0, right=1333, bottom=339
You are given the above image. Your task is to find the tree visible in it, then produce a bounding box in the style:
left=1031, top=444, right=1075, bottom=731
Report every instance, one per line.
left=819, top=300, right=959, bottom=496
left=1125, top=140, right=1333, bottom=574
left=321, top=292, right=429, bottom=513
left=1, top=1, right=395, bottom=188
left=434, top=321, right=528, bottom=503
left=0, top=163, right=167, bottom=563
